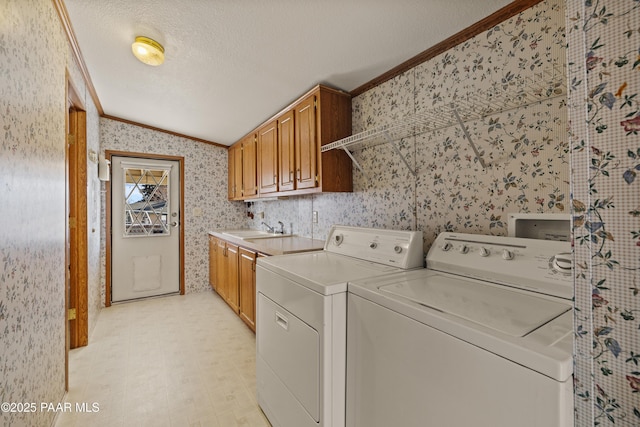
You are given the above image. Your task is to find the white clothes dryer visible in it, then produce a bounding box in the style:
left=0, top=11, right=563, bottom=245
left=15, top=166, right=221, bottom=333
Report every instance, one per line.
left=255, top=225, right=424, bottom=427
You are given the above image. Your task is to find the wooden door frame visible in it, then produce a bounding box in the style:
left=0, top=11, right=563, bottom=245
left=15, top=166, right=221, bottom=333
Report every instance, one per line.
left=105, top=150, right=185, bottom=307
left=65, top=71, right=89, bottom=389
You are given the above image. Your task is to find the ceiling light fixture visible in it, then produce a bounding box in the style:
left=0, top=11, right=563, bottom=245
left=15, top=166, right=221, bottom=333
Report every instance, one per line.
left=131, top=36, right=165, bottom=66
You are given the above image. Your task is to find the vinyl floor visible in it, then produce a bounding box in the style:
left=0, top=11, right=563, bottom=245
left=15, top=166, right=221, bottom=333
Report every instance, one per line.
left=55, top=291, right=271, bottom=427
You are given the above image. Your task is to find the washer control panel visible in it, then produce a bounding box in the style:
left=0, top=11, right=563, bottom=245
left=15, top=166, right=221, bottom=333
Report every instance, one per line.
left=326, top=225, right=424, bottom=269
left=427, top=232, right=573, bottom=300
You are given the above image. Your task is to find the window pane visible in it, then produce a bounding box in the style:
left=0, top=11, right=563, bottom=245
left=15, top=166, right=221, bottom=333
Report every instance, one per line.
left=122, top=167, right=170, bottom=237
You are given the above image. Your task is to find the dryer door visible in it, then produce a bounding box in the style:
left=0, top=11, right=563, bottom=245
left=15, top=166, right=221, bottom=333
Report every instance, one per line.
left=257, top=293, right=320, bottom=422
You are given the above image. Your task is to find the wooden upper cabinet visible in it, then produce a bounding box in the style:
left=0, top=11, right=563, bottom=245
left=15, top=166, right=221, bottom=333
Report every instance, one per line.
left=278, top=110, right=295, bottom=192
left=233, top=84, right=352, bottom=199
left=233, top=145, right=243, bottom=198
left=315, top=86, right=352, bottom=193
left=242, top=133, right=258, bottom=198
left=228, top=143, right=243, bottom=200
left=228, top=145, right=236, bottom=200
left=258, top=120, right=279, bottom=194
left=295, top=94, right=317, bottom=190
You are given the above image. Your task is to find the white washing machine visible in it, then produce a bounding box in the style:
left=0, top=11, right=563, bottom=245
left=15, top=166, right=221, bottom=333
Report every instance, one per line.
left=347, top=232, right=574, bottom=427
left=256, top=225, right=424, bottom=427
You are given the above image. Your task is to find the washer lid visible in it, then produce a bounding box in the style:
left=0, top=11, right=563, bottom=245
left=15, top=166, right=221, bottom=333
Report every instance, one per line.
left=378, top=272, right=571, bottom=337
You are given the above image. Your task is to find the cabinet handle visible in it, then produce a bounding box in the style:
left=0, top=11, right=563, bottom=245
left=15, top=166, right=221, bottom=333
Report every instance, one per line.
left=296, top=169, right=300, bottom=180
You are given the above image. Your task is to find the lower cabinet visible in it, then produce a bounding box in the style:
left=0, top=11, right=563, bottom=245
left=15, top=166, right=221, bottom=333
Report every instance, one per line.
left=239, top=248, right=257, bottom=331
left=215, top=238, right=228, bottom=301
left=226, top=243, right=240, bottom=313
left=209, top=235, right=262, bottom=332
left=208, top=235, right=217, bottom=291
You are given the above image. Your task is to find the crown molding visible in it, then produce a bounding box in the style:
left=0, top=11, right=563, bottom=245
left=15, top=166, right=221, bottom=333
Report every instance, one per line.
left=52, top=0, right=104, bottom=115
left=102, top=115, right=227, bottom=148
left=350, top=0, right=544, bottom=97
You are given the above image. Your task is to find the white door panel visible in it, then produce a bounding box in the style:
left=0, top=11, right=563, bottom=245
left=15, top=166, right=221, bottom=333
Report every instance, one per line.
left=111, top=156, right=180, bottom=302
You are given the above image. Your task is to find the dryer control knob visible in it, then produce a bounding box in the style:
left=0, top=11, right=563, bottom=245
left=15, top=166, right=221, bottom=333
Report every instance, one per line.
left=459, top=244, right=469, bottom=254
left=369, top=242, right=378, bottom=249
left=394, top=245, right=403, bottom=254
left=502, top=249, right=514, bottom=260
left=442, top=242, right=452, bottom=251
left=479, top=247, right=490, bottom=257
left=552, top=252, right=572, bottom=271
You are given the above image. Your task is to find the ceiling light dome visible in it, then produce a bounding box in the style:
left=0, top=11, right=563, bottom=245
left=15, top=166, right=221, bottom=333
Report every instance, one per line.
left=131, top=36, right=165, bottom=66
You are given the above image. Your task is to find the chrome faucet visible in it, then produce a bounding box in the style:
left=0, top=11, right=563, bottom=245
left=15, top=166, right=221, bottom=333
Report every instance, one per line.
left=261, top=221, right=275, bottom=233
left=262, top=221, right=285, bottom=234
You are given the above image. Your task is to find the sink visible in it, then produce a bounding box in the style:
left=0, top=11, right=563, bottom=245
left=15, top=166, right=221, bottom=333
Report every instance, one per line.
left=222, top=230, right=292, bottom=239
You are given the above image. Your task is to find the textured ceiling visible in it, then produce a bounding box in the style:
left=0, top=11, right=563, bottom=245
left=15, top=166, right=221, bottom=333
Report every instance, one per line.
left=64, top=0, right=513, bottom=146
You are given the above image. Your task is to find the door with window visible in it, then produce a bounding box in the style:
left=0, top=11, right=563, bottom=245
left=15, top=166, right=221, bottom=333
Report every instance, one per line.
left=110, top=155, right=182, bottom=302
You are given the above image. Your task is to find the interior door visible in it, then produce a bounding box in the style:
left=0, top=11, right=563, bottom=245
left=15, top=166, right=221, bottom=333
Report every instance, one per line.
left=110, top=156, right=181, bottom=302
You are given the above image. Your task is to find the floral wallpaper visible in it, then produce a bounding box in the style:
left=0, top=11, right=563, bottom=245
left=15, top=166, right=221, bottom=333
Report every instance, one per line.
left=0, top=1, right=636, bottom=426
left=100, top=119, right=247, bottom=298
left=85, top=100, right=102, bottom=337
left=247, top=0, right=569, bottom=252
left=567, top=0, right=640, bottom=425
left=0, top=0, right=100, bottom=426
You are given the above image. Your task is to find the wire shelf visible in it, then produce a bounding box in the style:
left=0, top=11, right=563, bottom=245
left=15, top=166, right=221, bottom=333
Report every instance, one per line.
left=322, top=65, right=566, bottom=158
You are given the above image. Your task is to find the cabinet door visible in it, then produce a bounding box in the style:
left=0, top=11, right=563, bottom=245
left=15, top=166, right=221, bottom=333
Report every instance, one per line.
left=226, top=243, right=240, bottom=313
left=215, top=239, right=228, bottom=300
left=278, top=110, right=295, bottom=192
left=258, top=120, right=278, bottom=194
left=228, top=144, right=243, bottom=200
left=233, top=145, right=243, bottom=199
left=295, top=94, right=318, bottom=190
left=242, top=134, right=258, bottom=198
left=208, top=235, right=217, bottom=291
left=239, top=248, right=257, bottom=331
left=228, top=146, right=235, bottom=199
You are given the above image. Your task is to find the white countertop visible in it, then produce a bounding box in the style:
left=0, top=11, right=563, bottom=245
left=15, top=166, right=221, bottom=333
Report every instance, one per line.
left=209, top=230, right=324, bottom=255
